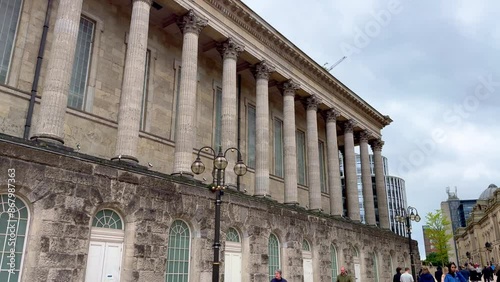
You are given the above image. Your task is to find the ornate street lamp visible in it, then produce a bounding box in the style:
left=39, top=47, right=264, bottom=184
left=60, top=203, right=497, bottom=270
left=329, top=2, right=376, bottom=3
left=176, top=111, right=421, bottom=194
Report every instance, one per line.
left=191, top=146, right=247, bottom=282
left=395, top=206, right=421, bottom=280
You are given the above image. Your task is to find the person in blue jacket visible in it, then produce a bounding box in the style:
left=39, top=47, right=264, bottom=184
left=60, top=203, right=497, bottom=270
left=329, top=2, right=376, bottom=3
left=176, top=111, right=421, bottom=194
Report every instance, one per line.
left=443, top=262, right=466, bottom=282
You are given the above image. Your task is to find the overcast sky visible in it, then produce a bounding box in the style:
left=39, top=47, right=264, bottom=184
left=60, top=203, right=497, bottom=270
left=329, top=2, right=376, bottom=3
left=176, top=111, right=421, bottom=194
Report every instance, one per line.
left=241, top=0, right=500, bottom=259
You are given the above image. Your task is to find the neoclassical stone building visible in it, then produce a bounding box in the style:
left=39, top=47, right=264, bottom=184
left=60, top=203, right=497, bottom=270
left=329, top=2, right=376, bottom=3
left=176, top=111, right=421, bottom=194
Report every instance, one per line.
left=0, top=0, right=419, bottom=281
left=455, top=184, right=500, bottom=266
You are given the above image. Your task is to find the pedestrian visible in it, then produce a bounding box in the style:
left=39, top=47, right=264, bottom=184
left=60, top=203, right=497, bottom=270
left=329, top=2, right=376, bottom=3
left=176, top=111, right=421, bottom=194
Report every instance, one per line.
left=336, top=266, right=353, bottom=282
left=459, top=264, right=470, bottom=281
left=441, top=266, right=449, bottom=282
left=418, top=266, right=435, bottom=282
left=400, top=267, right=414, bottom=282
left=435, top=266, right=443, bottom=282
left=393, top=267, right=402, bottom=282
left=270, top=269, right=287, bottom=282
left=443, top=262, right=466, bottom=282
left=470, top=263, right=482, bottom=282
left=482, top=264, right=493, bottom=282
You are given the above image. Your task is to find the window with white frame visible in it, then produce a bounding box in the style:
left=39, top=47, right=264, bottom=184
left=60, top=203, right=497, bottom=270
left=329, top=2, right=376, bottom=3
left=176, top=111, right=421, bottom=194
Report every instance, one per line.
left=0, top=0, right=23, bottom=84
left=247, top=105, right=256, bottom=168
left=165, top=220, right=191, bottom=282
left=319, top=140, right=327, bottom=193
left=331, top=245, right=338, bottom=281
left=296, top=130, right=306, bottom=185
left=268, top=234, right=280, bottom=280
left=67, top=16, right=95, bottom=110
left=85, top=209, right=124, bottom=282
left=274, top=118, right=283, bottom=177
left=302, top=239, right=313, bottom=281
left=214, top=86, right=222, bottom=149
left=0, top=195, right=29, bottom=282
left=224, top=228, right=242, bottom=282
left=139, top=49, right=151, bottom=131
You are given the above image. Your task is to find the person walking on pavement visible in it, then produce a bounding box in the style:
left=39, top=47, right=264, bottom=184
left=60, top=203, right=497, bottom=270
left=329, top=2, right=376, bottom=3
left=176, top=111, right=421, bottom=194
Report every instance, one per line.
left=418, top=266, right=435, bottom=282
left=336, top=266, right=353, bottom=282
left=400, top=267, right=414, bottom=282
left=393, top=267, right=402, bottom=282
left=459, top=264, right=470, bottom=281
left=470, top=263, right=482, bottom=282
left=443, top=262, right=466, bottom=282
left=270, top=269, right=287, bottom=282
left=435, top=266, right=443, bottom=282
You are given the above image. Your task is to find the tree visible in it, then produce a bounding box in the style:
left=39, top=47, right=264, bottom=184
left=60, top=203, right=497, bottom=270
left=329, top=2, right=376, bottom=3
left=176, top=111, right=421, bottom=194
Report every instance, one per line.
left=424, top=210, right=452, bottom=266
left=423, top=252, right=441, bottom=266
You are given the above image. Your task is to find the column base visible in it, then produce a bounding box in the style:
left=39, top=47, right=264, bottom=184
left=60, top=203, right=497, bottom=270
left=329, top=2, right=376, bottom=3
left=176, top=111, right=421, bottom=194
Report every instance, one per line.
left=111, top=154, right=139, bottom=164
left=31, top=133, right=64, bottom=145
left=284, top=201, right=299, bottom=206
left=308, top=208, right=323, bottom=213
left=171, top=171, right=194, bottom=178
left=31, top=135, right=74, bottom=152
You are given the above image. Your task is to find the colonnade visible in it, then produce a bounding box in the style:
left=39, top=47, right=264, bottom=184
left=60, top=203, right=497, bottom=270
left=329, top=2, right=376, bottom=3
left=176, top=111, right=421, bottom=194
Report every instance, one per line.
left=31, top=0, right=390, bottom=228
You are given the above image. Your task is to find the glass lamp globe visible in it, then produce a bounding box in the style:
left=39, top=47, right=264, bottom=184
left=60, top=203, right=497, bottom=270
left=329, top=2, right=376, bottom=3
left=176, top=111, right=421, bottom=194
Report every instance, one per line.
left=191, top=158, right=205, bottom=174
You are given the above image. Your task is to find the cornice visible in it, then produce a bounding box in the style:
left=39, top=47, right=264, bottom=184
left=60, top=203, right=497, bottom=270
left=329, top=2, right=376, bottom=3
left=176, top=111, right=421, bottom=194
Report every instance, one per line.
left=202, top=0, right=392, bottom=128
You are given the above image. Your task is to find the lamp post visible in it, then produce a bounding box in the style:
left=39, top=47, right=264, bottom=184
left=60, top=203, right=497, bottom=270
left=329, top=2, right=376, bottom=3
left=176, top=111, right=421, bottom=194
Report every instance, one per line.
left=191, top=146, right=247, bottom=282
left=395, top=206, right=421, bottom=281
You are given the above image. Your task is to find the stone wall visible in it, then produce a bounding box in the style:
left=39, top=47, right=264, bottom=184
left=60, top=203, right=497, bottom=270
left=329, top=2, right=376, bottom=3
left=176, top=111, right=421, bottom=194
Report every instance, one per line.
left=0, top=135, right=418, bottom=282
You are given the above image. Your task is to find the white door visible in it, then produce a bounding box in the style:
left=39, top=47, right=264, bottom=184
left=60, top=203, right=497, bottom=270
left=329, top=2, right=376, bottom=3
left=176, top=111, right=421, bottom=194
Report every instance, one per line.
left=354, top=263, right=361, bottom=282
left=303, top=258, right=313, bottom=282
left=224, top=252, right=242, bottom=282
left=85, top=241, right=123, bottom=282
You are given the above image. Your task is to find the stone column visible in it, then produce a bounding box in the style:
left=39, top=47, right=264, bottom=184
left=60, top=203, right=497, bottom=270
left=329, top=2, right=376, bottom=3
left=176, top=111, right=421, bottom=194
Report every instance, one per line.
left=113, top=0, right=152, bottom=163
left=371, top=139, right=390, bottom=229
left=216, top=38, right=244, bottom=187
left=281, top=80, right=300, bottom=204
left=343, top=119, right=360, bottom=221
left=306, top=95, right=321, bottom=211
left=173, top=10, right=207, bottom=175
left=253, top=61, right=275, bottom=197
left=31, top=0, right=84, bottom=143
left=359, top=130, right=376, bottom=225
left=326, top=108, right=342, bottom=216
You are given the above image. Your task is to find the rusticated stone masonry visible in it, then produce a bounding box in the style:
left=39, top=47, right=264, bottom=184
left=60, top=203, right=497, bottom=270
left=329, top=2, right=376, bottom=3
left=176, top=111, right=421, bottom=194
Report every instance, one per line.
left=0, top=135, right=417, bottom=282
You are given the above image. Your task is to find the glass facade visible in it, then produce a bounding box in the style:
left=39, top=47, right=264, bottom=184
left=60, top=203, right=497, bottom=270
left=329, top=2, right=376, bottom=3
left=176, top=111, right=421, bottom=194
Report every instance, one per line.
left=247, top=105, right=256, bottom=168
left=274, top=118, right=283, bottom=177
left=296, top=130, right=306, bottom=186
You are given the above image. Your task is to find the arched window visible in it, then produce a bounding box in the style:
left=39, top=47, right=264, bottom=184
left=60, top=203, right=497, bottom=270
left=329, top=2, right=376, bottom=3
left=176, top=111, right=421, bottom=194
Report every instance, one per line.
left=302, top=240, right=313, bottom=281
left=85, top=209, right=124, bottom=282
left=226, top=228, right=240, bottom=242
left=268, top=234, right=280, bottom=280
left=373, top=252, right=379, bottom=282
left=331, top=245, right=339, bottom=281
left=225, top=228, right=242, bottom=282
left=0, top=195, right=29, bottom=282
left=165, top=220, right=191, bottom=282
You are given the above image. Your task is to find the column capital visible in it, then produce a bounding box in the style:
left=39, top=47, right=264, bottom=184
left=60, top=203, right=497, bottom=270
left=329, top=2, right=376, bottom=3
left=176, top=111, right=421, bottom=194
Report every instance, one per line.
left=280, top=79, right=300, bottom=97
left=342, top=119, right=356, bottom=133
left=306, top=94, right=321, bottom=111
left=133, top=0, right=153, bottom=5
left=177, top=10, right=208, bottom=35
left=370, top=139, right=385, bottom=151
left=253, top=60, right=275, bottom=80
left=326, top=108, right=341, bottom=123
left=359, top=130, right=372, bottom=143
left=217, top=37, right=244, bottom=60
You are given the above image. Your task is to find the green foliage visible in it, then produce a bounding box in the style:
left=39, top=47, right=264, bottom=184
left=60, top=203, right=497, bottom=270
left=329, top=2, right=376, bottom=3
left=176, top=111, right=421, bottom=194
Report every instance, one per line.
left=423, top=252, right=442, bottom=266
left=424, top=210, right=452, bottom=266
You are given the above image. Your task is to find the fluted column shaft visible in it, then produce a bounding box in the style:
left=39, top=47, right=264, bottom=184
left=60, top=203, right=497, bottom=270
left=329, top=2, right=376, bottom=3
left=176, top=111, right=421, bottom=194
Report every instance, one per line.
left=253, top=61, right=274, bottom=196
left=306, top=95, right=321, bottom=211
left=217, top=38, right=244, bottom=186
left=114, top=0, right=152, bottom=162
left=173, top=11, right=207, bottom=175
left=32, top=0, right=84, bottom=143
left=360, top=131, right=376, bottom=225
left=282, top=80, right=299, bottom=204
left=326, top=109, right=342, bottom=216
left=372, top=140, right=390, bottom=228
left=343, top=120, right=360, bottom=221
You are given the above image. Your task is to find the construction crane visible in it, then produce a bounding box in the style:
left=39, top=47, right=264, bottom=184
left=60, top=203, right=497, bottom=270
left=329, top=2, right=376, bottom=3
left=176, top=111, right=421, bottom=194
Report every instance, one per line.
left=323, top=56, right=347, bottom=72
